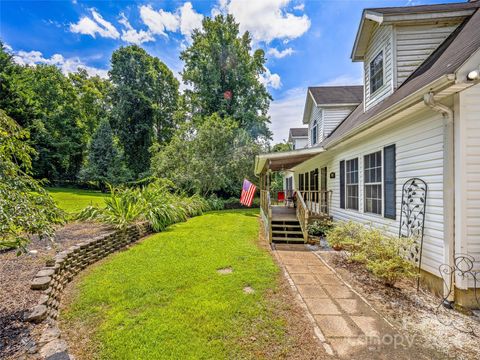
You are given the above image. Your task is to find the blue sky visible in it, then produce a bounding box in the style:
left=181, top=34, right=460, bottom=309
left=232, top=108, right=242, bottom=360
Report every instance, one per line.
left=0, top=0, right=460, bottom=142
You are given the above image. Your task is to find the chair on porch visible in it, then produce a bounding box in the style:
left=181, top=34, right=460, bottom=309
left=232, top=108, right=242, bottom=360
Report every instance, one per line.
left=277, top=191, right=285, bottom=204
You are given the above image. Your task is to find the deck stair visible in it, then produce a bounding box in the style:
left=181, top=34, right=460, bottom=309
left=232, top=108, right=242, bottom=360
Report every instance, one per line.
left=270, top=206, right=305, bottom=243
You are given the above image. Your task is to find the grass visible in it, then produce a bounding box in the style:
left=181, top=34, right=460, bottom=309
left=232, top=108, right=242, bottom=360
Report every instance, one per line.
left=62, top=209, right=288, bottom=360
left=47, top=187, right=107, bottom=214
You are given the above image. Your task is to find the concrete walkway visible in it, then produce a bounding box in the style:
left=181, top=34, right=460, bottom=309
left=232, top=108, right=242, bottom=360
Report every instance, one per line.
left=274, top=247, right=438, bottom=359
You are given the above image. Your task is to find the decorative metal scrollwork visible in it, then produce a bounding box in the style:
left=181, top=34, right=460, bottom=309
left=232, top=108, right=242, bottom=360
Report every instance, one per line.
left=436, top=254, right=480, bottom=335
left=399, top=178, right=427, bottom=290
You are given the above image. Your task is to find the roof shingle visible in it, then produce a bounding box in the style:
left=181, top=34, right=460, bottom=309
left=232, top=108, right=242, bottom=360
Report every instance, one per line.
left=308, top=86, right=363, bottom=105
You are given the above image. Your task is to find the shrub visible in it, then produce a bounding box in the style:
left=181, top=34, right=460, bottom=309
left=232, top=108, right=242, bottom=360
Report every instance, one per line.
left=0, top=110, right=64, bottom=251
left=326, top=221, right=417, bottom=286
left=326, top=220, right=366, bottom=253
left=77, top=179, right=212, bottom=232
left=307, top=218, right=334, bottom=236
left=206, top=195, right=225, bottom=211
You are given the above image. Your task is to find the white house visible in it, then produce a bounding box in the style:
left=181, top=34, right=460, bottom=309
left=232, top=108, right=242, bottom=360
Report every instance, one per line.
left=256, top=0, right=480, bottom=308
left=288, top=128, right=308, bottom=150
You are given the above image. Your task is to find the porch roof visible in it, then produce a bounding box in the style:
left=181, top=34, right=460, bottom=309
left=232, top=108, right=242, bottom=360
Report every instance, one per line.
left=254, top=147, right=324, bottom=175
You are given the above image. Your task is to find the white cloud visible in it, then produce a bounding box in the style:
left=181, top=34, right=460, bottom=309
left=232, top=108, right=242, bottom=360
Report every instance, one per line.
left=221, top=0, right=311, bottom=43
left=3, top=43, right=13, bottom=51
left=267, top=47, right=294, bottom=59
left=259, top=67, right=282, bottom=89
left=119, top=13, right=155, bottom=44
left=12, top=50, right=108, bottom=78
left=70, top=9, right=120, bottom=39
left=320, top=74, right=363, bottom=86
left=268, top=87, right=306, bottom=143
left=293, top=3, right=305, bottom=11
left=178, top=2, right=204, bottom=40
left=140, top=5, right=179, bottom=36
left=139, top=2, right=202, bottom=42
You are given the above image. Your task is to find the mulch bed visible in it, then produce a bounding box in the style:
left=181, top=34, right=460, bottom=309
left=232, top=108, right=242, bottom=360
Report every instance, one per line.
left=320, top=251, right=480, bottom=360
left=0, top=222, right=112, bottom=360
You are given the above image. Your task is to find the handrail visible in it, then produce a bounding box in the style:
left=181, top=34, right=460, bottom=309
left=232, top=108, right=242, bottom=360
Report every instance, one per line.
left=299, top=190, right=332, bottom=216
left=296, top=191, right=309, bottom=242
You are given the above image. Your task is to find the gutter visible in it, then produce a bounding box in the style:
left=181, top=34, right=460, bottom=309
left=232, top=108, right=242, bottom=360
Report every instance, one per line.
left=324, top=74, right=455, bottom=150
left=423, top=92, right=455, bottom=305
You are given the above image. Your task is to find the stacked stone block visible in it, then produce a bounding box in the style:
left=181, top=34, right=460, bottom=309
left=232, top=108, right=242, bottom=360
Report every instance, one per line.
left=25, top=222, right=152, bottom=359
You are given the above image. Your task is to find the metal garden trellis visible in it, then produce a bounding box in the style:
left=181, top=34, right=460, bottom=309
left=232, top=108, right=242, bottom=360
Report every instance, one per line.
left=399, top=178, right=428, bottom=291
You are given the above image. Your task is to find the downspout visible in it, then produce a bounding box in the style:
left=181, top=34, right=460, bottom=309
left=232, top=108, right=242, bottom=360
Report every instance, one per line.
left=423, top=92, right=455, bottom=304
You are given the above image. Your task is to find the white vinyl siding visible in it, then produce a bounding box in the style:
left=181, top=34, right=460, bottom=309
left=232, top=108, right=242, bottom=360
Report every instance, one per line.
left=323, top=107, right=356, bottom=137
left=294, top=108, right=445, bottom=277
left=308, top=106, right=322, bottom=147
left=395, top=23, right=460, bottom=87
left=364, top=25, right=394, bottom=111
left=456, top=84, right=480, bottom=284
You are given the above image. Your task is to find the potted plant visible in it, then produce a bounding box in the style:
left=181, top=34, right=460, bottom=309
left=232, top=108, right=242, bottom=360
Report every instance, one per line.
left=307, top=218, right=333, bottom=244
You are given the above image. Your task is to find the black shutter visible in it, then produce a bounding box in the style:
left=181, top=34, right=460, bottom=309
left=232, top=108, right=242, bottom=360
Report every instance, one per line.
left=384, top=144, right=396, bottom=219
left=340, top=160, right=345, bottom=209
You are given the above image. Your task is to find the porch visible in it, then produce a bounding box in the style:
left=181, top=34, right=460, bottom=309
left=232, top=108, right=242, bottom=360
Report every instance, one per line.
left=255, top=147, right=331, bottom=243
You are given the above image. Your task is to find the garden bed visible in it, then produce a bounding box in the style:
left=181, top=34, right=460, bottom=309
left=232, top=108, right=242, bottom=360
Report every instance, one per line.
left=320, top=251, right=480, bottom=360
left=0, top=222, right=112, bottom=359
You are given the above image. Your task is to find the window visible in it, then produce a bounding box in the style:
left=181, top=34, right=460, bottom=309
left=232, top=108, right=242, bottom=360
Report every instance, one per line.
left=299, top=173, right=304, bottom=191
left=364, top=151, right=382, bottom=214
left=311, top=119, right=318, bottom=145
left=370, top=51, right=384, bottom=94
left=345, top=158, right=359, bottom=210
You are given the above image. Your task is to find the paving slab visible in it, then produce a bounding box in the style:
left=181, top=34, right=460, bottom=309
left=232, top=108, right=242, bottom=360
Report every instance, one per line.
left=315, top=315, right=361, bottom=337
left=304, top=297, right=341, bottom=315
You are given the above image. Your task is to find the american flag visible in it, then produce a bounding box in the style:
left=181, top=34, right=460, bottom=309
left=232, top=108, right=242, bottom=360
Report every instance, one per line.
left=240, top=179, right=257, bottom=207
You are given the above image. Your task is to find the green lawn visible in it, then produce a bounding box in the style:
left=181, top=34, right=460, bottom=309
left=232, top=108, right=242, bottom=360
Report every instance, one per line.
left=62, top=210, right=288, bottom=359
left=47, top=187, right=107, bottom=213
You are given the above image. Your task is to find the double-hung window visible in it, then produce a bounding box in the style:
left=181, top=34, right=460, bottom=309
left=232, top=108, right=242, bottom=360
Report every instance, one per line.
left=370, top=51, right=384, bottom=94
left=364, top=151, right=382, bottom=214
left=345, top=158, right=359, bottom=210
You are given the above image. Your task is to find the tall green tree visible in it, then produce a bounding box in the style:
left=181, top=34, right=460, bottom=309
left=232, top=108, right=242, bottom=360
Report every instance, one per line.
left=69, top=69, right=111, bottom=139
left=79, top=119, right=131, bottom=191
left=151, top=113, right=263, bottom=196
left=109, top=45, right=179, bottom=177
left=0, top=110, right=64, bottom=250
left=180, top=14, right=272, bottom=140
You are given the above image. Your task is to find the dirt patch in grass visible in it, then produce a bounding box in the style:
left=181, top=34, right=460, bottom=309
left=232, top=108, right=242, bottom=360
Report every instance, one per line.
left=320, top=251, right=480, bottom=360
left=0, top=222, right=112, bottom=360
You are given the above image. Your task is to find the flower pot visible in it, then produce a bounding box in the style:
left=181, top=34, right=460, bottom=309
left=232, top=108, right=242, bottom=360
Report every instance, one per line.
left=332, top=244, right=343, bottom=251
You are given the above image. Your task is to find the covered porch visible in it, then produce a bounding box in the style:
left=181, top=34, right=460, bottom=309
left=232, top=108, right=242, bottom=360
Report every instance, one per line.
left=255, top=148, right=331, bottom=243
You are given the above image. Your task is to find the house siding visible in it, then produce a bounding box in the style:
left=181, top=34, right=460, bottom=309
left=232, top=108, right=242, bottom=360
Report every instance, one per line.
left=457, top=84, right=480, bottom=282
left=323, top=107, right=356, bottom=137
left=395, top=22, right=460, bottom=87
left=364, top=25, right=394, bottom=111
left=308, top=106, right=322, bottom=146
left=295, top=108, right=445, bottom=277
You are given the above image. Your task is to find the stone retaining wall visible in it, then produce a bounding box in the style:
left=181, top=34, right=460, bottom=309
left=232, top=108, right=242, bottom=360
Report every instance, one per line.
left=25, top=222, right=152, bottom=359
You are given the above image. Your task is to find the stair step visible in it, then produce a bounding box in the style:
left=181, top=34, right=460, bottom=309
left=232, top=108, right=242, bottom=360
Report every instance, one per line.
left=272, top=230, right=303, bottom=235
left=272, top=237, right=306, bottom=243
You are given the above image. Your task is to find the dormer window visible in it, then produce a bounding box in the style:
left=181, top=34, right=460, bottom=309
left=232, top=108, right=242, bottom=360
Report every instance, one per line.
left=370, top=51, right=384, bottom=94
left=311, top=119, right=318, bottom=145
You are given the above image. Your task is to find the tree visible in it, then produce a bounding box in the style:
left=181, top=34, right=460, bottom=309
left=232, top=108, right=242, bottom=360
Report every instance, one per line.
left=180, top=15, right=272, bottom=140
left=272, top=142, right=292, bottom=152
left=151, top=113, right=263, bottom=197
left=0, top=110, right=64, bottom=251
left=79, top=119, right=131, bottom=191
left=69, top=69, right=111, bottom=139
left=109, top=45, right=179, bottom=178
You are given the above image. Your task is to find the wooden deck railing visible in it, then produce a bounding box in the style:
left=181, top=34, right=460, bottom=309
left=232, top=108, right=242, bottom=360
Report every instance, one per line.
left=260, top=190, right=272, bottom=242
left=296, top=192, right=309, bottom=242
left=299, top=190, right=332, bottom=216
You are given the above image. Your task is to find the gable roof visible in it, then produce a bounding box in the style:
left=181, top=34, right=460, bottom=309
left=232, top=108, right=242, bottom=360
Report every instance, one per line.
left=366, top=1, right=480, bottom=16
left=351, top=0, right=480, bottom=61
left=308, top=86, right=363, bottom=106
left=323, top=8, right=480, bottom=149
left=289, top=128, right=308, bottom=138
